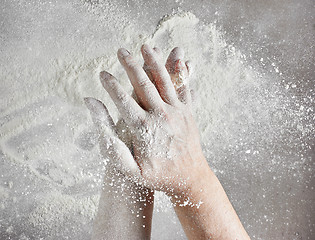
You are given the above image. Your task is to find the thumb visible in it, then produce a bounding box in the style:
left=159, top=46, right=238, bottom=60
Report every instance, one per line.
left=84, top=97, right=115, bottom=136
left=99, top=135, right=141, bottom=180
left=84, top=97, right=141, bottom=179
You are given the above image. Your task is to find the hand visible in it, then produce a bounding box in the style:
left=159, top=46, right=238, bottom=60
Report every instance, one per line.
left=87, top=45, right=250, bottom=240
left=85, top=46, right=194, bottom=181
left=86, top=46, right=194, bottom=240
left=94, top=44, right=206, bottom=196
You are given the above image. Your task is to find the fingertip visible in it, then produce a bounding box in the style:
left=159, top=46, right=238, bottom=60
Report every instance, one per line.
left=84, top=96, right=101, bottom=104
left=84, top=97, right=99, bottom=119
left=141, top=43, right=153, bottom=55
left=141, top=44, right=161, bottom=65
left=171, top=47, right=185, bottom=59
left=84, top=97, right=92, bottom=110
left=100, top=71, right=115, bottom=88
left=100, top=70, right=112, bottom=80
left=117, top=48, right=130, bottom=59
left=84, top=96, right=100, bottom=109
left=153, top=46, right=162, bottom=55
left=83, top=96, right=92, bottom=104
left=84, top=97, right=101, bottom=111
left=171, top=47, right=180, bottom=53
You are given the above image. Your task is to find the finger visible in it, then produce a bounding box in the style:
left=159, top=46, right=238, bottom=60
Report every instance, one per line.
left=143, top=63, right=154, bottom=84
left=84, top=97, right=141, bottom=179
left=175, top=59, right=189, bottom=79
left=100, top=71, right=146, bottom=124
left=84, top=97, right=115, bottom=133
left=141, top=44, right=178, bottom=105
left=170, top=59, right=189, bottom=90
left=100, top=135, right=141, bottom=179
left=115, top=118, right=133, bottom=150
left=177, top=85, right=191, bottom=104
left=185, top=60, right=194, bottom=77
left=143, top=47, right=162, bottom=84
left=166, top=47, right=185, bottom=74
left=117, top=48, right=163, bottom=111
left=153, top=47, right=162, bottom=58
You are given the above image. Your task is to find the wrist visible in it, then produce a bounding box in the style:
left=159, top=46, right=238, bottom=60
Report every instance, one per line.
left=104, top=167, right=154, bottom=201
left=168, top=157, right=214, bottom=205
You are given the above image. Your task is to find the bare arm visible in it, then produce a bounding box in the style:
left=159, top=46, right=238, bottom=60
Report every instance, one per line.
left=85, top=97, right=154, bottom=240
left=170, top=158, right=250, bottom=240
left=86, top=47, right=187, bottom=240
left=90, top=44, right=250, bottom=239
left=92, top=168, right=154, bottom=240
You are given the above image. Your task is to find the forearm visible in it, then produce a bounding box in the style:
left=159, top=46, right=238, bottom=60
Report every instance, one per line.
left=92, top=169, right=154, bottom=240
left=90, top=45, right=250, bottom=240
left=171, top=158, right=250, bottom=240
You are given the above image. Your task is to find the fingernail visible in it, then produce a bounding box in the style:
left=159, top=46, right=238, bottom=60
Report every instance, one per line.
left=142, top=44, right=152, bottom=54
left=118, top=48, right=130, bottom=58
left=100, top=71, right=112, bottom=81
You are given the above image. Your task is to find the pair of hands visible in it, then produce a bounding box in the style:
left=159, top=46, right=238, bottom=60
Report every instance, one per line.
left=85, top=44, right=208, bottom=197
left=87, top=45, right=251, bottom=240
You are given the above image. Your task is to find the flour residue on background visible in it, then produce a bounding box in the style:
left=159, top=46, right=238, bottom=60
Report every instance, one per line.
left=0, top=4, right=313, bottom=240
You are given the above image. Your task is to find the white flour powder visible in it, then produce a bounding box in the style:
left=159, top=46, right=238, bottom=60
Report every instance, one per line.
left=0, top=4, right=313, bottom=240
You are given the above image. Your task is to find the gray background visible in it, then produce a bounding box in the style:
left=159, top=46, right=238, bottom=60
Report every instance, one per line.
left=0, top=0, right=314, bottom=239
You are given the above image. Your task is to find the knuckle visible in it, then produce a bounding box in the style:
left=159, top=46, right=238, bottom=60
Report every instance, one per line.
left=152, top=104, right=167, bottom=117
left=116, top=92, right=129, bottom=104
left=130, top=112, right=147, bottom=126
left=137, top=78, right=155, bottom=91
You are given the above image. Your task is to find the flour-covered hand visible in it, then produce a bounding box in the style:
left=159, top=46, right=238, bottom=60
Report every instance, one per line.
left=90, top=45, right=250, bottom=240
left=99, top=44, right=206, bottom=195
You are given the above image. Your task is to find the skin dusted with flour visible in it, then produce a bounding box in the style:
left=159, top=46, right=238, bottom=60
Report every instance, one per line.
left=86, top=44, right=250, bottom=240
left=86, top=46, right=193, bottom=240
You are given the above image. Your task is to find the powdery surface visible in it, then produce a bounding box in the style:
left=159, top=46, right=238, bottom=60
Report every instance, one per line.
left=0, top=1, right=314, bottom=240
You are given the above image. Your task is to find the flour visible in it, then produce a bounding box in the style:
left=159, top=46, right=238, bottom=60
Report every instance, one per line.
left=0, top=4, right=313, bottom=240
left=28, top=191, right=98, bottom=229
